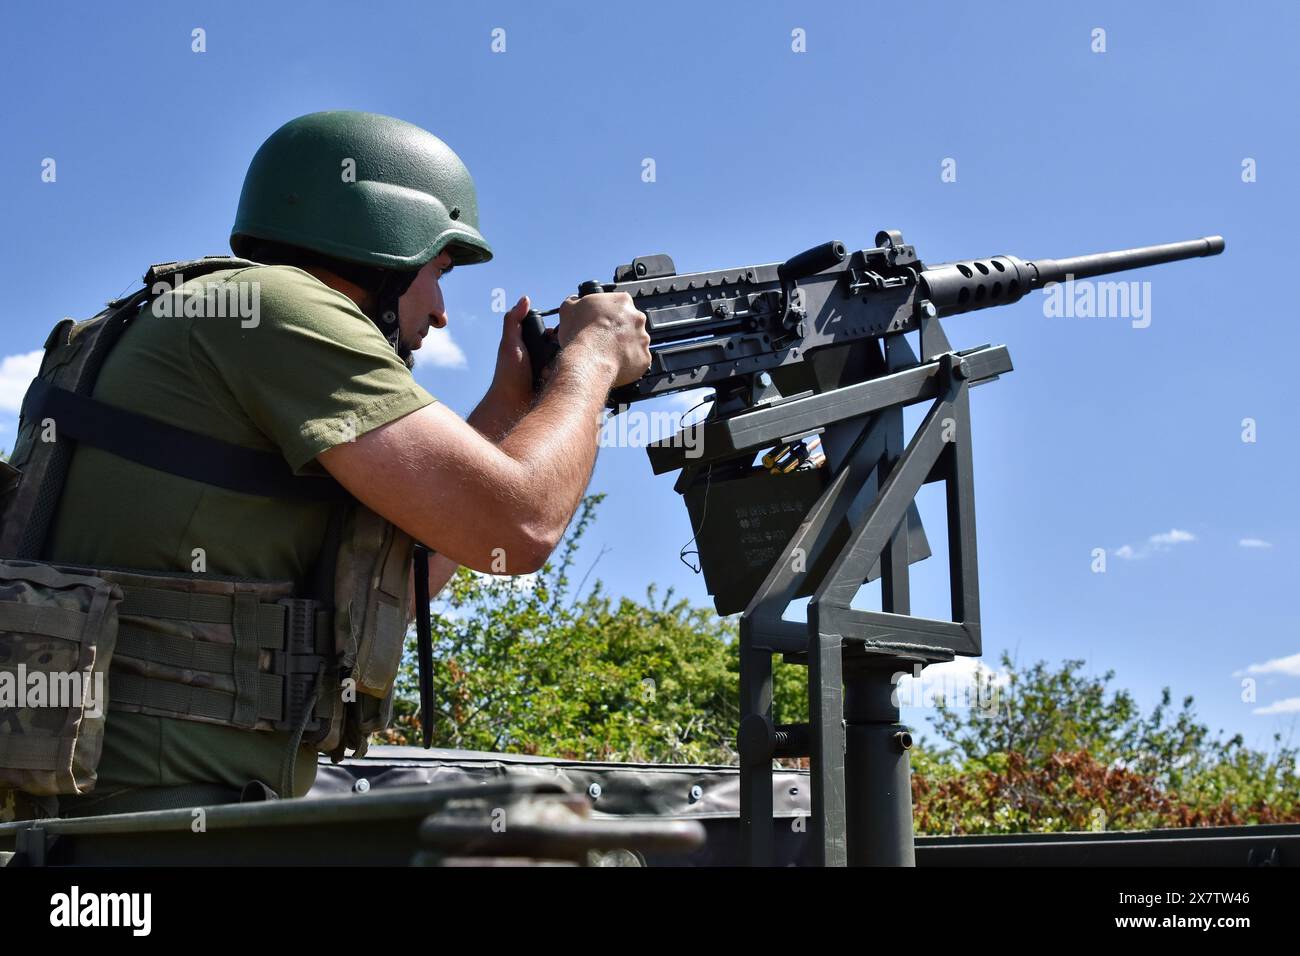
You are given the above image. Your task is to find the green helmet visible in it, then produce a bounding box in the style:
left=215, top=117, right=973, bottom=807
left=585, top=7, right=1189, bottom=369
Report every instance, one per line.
left=230, top=110, right=492, bottom=270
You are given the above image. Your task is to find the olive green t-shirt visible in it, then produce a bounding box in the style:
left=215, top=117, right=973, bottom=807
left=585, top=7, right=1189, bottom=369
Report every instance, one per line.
left=46, top=264, right=435, bottom=802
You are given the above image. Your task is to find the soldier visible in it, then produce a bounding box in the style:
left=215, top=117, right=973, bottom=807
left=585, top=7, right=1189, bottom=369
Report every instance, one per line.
left=0, top=110, right=649, bottom=821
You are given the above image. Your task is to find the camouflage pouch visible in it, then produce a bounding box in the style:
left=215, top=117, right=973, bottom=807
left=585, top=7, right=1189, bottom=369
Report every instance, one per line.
left=0, top=560, right=122, bottom=796
left=320, top=505, right=414, bottom=760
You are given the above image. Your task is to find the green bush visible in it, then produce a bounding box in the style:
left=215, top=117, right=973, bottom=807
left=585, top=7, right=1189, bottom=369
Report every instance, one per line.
left=912, top=654, right=1300, bottom=833
left=383, top=495, right=804, bottom=764
left=383, top=497, right=1299, bottom=832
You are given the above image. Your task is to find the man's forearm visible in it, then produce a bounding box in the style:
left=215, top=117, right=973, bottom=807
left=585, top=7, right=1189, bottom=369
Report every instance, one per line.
left=436, top=346, right=609, bottom=577
left=491, top=342, right=613, bottom=554
left=417, top=397, right=521, bottom=598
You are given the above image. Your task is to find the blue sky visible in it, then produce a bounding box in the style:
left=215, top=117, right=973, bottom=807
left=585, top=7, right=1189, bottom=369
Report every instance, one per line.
left=3, top=1, right=1297, bottom=751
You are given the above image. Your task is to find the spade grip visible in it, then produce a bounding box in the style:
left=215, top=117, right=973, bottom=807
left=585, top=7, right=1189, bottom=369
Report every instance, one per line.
left=521, top=279, right=606, bottom=390
left=521, top=311, right=560, bottom=390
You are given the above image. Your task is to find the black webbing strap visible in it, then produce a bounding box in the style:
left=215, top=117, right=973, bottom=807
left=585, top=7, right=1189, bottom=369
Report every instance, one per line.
left=21, top=377, right=344, bottom=502
left=414, top=544, right=433, bottom=748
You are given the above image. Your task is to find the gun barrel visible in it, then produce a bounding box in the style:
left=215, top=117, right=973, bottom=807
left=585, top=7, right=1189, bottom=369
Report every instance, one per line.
left=1026, top=235, right=1225, bottom=288
left=919, top=235, right=1224, bottom=317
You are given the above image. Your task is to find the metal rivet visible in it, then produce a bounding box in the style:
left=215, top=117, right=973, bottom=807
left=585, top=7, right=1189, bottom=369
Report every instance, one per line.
left=689, top=785, right=704, bottom=802
left=588, top=783, right=603, bottom=799
left=353, top=778, right=371, bottom=793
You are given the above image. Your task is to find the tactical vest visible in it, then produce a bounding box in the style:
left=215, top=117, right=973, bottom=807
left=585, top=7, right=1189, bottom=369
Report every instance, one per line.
left=0, top=257, right=415, bottom=798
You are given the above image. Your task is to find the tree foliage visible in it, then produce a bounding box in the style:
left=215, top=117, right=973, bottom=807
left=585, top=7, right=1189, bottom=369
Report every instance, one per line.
left=381, top=495, right=804, bottom=763
left=381, top=497, right=1298, bottom=833
left=911, top=654, right=1300, bottom=833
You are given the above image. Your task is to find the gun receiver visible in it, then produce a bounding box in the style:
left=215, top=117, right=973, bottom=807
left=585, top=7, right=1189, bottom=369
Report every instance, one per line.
left=522, top=231, right=1224, bottom=406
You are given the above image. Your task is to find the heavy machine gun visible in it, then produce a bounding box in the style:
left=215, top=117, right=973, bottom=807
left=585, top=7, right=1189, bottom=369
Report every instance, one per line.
left=522, top=230, right=1224, bottom=866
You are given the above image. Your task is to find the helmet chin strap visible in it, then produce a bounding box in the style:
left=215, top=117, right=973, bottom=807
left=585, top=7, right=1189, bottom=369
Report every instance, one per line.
left=367, top=269, right=421, bottom=368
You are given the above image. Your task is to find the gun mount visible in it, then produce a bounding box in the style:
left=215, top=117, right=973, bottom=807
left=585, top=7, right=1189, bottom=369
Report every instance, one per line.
left=522, top=229, right=1224, bottom=866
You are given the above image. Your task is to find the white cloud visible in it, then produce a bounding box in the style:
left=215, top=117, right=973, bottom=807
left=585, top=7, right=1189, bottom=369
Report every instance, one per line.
left=1149, top=529, right=1195, bottom=547
left=1239, top=538, right=1273, bottom=549
left=1112, top=528, right=1196, bottom=560
left=1239, top=652, right=1300, bottom=678
left=419, top=327, right=466, bottom=368
left=894, top=656, right=1010, bottom=714
left=1253, top=697, right=1300, bottom=716
left=929, top=655, right=1012, bottom=687
left=0, top=350, right=43, bottom=413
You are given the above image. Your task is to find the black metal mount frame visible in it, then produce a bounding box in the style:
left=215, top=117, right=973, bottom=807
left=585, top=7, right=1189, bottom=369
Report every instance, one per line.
left=654, top=319, right=1012, bottom=866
